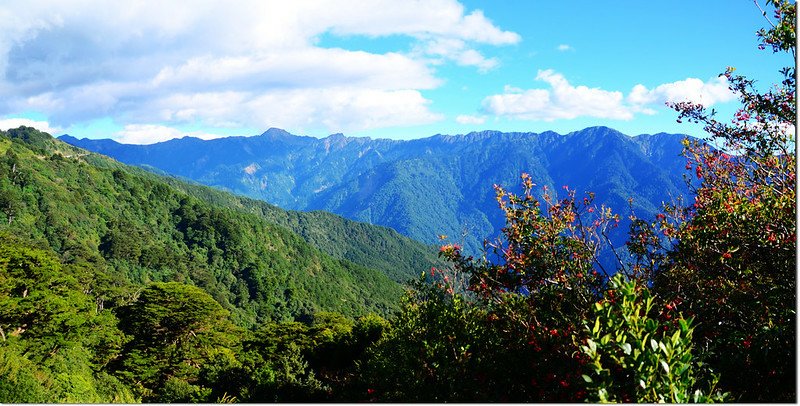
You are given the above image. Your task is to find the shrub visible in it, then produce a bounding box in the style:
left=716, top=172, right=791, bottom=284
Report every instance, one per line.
left=580, top=274, right=727, bottom=402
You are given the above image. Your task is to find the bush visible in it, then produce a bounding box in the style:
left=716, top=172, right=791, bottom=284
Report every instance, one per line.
left=580, top=274, right=727, bottom=402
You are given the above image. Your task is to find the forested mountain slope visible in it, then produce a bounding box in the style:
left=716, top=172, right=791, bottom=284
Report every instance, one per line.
left=0, top=126, right=437, bottom=326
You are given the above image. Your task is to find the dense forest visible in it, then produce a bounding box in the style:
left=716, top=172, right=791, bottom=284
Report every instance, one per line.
left=0, top=125, right=439, bottom=401
left=0, top=0, right=795, bottom=402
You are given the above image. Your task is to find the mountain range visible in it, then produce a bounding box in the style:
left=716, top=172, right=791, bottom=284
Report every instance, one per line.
left=61, top=126, right=694, bottom=255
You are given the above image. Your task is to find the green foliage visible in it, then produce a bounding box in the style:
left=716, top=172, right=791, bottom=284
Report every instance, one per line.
left=225, top=311, right=388, bottom=402
left=580, top=274, right=727, bottom=403
left=358, top=278, right=501, bottom=402
left=0, top=126, right=407, bottom=326
left=0, top=344, right=49, bottom=403
left=112, top=282, right=241, bottom=401
left=0, top=126, right=424, bottom=402
left=127, top=162, right=440, bottom=284
left=159, top=377, right=212, bottom=403
left=243, top=207, right=442, bottom=283
left=0, top=237, right=135, bottom=403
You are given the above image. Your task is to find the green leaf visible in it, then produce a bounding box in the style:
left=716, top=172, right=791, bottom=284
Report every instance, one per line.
left=650, top=338, right=658, bottom=351
left=671, top=329, right=681, bottom=344
left=592, top=317, right=600, bottom=335
left=660, top=360, right=670, bottom=375
left=598, top=388, right=609, bottom=402
left=645, top=319, right=657, bottom=332
left=678, top=319, right=689, bottom=333
left=582, top=374, right=593, bottom=383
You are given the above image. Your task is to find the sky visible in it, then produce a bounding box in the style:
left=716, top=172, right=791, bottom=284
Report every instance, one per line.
left=0, top=0, right=792, bottom=144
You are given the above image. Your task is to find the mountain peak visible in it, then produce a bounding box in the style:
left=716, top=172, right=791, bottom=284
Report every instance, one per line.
left=578, top=126, right=625, bottom=136
left=259, top=127, right=294, bottom=139
left=58, top=134, right=80, bottom=143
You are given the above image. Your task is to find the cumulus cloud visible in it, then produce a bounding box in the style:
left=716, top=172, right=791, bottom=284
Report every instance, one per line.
left=0, top=0, right=518, bottom=140
left=455, top=114, right=486, bottom=124
left=110, top=88, right=443, bottom=133
left=0, top=118, right=61, bottom=135
left=482, top=70, right=736, bottom=122
left=483, top=70, right=632, bottom=121
left=417, top=38, right=500, bottom=72
left=556, top=44, right=572, bottom=51
left=627, top=76, right=736, bottom=107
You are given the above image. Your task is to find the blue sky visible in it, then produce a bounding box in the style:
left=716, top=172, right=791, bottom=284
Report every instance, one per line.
left=0, top=1, right=791, bottom=143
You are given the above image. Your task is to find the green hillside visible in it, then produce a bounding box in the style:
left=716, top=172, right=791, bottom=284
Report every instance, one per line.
left=155, top=175, right=440, bottom=284
left=0, top=126, right=428, bottom=326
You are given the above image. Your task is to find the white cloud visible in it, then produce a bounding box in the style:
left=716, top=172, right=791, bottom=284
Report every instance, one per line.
left=482, top=70, right=737, bottom=122
left=627, top=76, right=736, bottom=107
left=0, top=118, right=61, bottom=134
left=0, top=0, right=518, bottom=138
left=320, top=2, right=519, bottom=45
left=455, top=114, right=486, bottom=124
left=115, top=124, right=224, bottom=145
left=131, top=88, right=443, bottom=134
left=503, top=85, right=524, bottom=93
left=556, top=44, right=572, bottom=51
left=151, top=49, right=440, bottom=91
left=417, top=38, right=500, bottom=72
left=483, top=69, right=632, bottom=121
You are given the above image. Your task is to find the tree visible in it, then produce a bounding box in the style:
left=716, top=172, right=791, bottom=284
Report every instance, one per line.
left=0, top=237, right=134, bottom=402
left=358, top=177, right=623, bottom=402
left=113, top=282, right=241, bottom=402
left=646, top=0, right=796, bottom=400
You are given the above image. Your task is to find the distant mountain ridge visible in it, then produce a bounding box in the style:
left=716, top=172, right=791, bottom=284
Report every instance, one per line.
left=61, top=126, right=695, bottom=254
